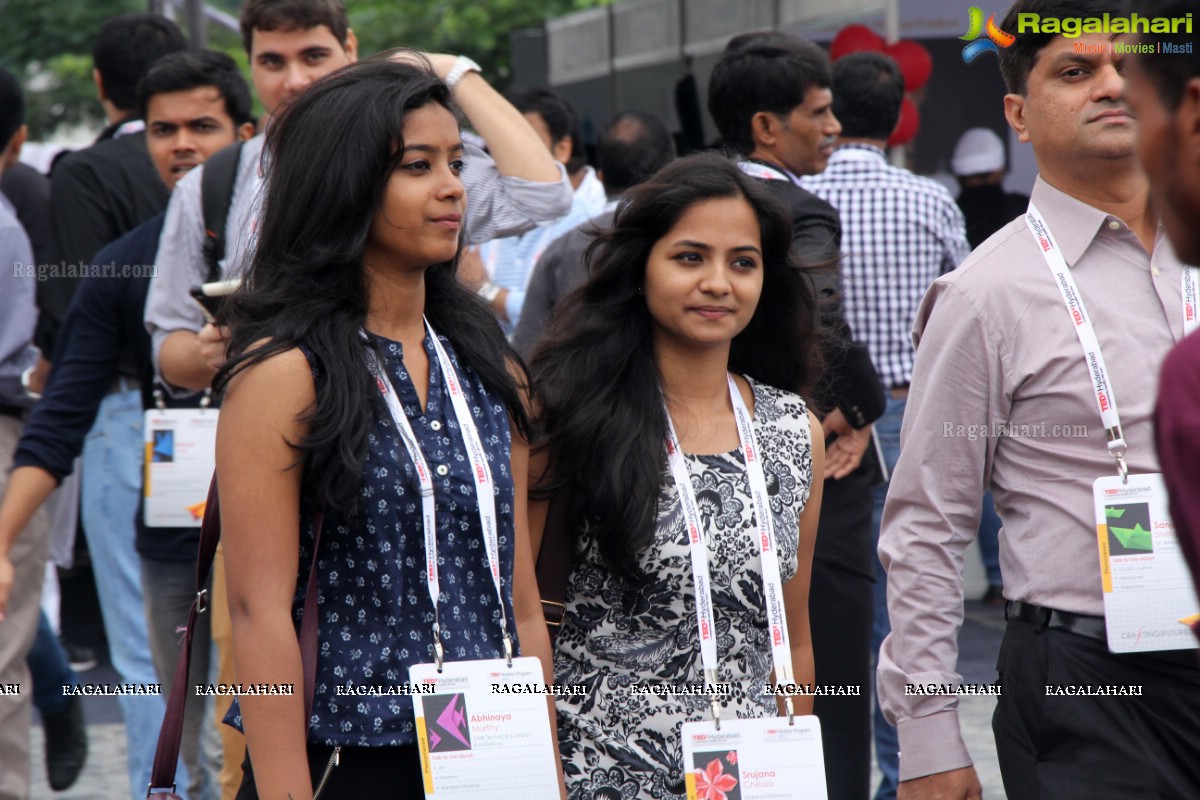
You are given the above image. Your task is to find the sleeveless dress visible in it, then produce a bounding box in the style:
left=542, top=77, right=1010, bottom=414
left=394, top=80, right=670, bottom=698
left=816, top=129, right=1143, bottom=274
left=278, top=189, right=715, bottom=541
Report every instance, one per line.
left=225, top=330, right=520, bottom=747
left=554, top=377, right=813, bottom=799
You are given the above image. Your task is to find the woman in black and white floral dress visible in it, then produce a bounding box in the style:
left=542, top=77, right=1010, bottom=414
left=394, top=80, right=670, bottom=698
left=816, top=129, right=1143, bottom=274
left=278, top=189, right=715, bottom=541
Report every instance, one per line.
left=530, top=153, right=826, bottom=799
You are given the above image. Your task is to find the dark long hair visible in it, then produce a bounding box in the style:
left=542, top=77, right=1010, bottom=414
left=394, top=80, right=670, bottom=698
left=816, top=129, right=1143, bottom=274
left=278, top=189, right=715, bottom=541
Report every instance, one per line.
left=216, top=58, right=529, bottom=514
left=530, top=152, right=821, bottom=582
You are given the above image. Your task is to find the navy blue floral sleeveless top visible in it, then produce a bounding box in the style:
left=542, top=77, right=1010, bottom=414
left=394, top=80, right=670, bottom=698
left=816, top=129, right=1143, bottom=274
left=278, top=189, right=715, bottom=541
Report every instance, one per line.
left=225, top=330, right=519, bottom=746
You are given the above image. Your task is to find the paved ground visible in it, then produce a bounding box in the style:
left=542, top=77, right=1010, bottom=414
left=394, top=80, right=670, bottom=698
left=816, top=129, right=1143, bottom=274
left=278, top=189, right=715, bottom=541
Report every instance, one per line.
left=30, top=584, right=1008, bottom=799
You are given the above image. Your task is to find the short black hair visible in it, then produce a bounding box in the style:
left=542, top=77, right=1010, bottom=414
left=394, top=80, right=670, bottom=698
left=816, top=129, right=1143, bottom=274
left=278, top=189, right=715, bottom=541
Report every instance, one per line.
left=832, top=52, right=905, bottom=140
left=239, top=0, right=351, bottom=55
left=137, top=50, right=256, bottom=128
left=92, top=14, right=188, bottom=112
left=708, top=32, right=832, bottom=155
left=0, top=67, right=24, bottom=150
left=506, top=85, right=586, bottom=174
left=596, top=111, right=676, bottom=194
left=998, top=0, right=1124, bottom=94
left=1130, top=0, right=1200, bottom=110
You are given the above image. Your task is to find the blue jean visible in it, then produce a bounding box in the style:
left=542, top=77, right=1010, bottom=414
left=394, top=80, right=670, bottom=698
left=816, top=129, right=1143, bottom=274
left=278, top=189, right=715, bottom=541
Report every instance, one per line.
left=871, top=396, right=905, bottom=800
left=28, top=610, right=76, bottom=716
left=977, top=491, right=1003, bottom=587
left=81, top=387, right=168, bottom=799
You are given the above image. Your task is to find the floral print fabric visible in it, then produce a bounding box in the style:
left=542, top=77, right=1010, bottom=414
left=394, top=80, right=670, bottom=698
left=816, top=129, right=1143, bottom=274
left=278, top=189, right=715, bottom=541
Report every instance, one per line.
left=225, top=331, right=518, bottom=747
left=555, top=378, right=813, bottom=799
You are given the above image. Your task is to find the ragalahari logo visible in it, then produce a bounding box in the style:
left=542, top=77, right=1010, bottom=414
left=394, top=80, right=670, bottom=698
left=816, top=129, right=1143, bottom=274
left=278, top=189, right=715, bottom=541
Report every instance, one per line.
left=961, top=7, right=1016, bottom=62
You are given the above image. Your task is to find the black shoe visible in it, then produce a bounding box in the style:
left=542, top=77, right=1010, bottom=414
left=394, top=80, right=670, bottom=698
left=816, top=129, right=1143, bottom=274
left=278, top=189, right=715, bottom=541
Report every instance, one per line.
left=42, top=695, right=88, bottom=790
left=981, top=584, right=1006, bottom=607
left=61, top=638, right=97, bottom=672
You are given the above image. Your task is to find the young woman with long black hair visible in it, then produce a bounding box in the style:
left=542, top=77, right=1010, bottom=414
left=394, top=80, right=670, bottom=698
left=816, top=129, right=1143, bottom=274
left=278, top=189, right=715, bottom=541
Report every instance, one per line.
left=531, top=152, right=825, bottom=799
left=213, top=59, right=555, bottom=798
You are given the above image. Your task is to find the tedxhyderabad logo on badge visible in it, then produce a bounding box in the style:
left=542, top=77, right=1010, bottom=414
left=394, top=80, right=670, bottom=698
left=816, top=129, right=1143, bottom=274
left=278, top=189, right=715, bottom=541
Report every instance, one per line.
left=960, top=7, right=1015, bottom=63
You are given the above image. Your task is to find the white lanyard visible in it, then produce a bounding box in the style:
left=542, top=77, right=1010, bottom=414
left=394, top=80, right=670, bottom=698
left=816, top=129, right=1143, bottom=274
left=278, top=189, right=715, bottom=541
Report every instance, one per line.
left=1183, top=265, right=1199, bottom=337
left=737, top=160, right=802, bottom=187
left=1026, top=204, right=1200, bottom=481
left=362, top=320, right=511, bottom=668
left=112, top=118, right=145, bottom=139
left=663, top=375, right=796, bottom=725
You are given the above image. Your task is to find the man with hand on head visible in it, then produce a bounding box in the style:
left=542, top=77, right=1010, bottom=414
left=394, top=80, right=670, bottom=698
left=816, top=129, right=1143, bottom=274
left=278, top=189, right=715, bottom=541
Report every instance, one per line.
left=0, top=50, right=256, bottom=800
left=146, top=0, right=572, bottom=394
left=877, top=1, right=1200, bottom=798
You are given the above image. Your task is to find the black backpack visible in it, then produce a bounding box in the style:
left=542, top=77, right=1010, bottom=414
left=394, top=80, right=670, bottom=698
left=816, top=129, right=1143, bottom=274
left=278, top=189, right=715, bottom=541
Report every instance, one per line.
left=200, top=140, right=246, bottom=284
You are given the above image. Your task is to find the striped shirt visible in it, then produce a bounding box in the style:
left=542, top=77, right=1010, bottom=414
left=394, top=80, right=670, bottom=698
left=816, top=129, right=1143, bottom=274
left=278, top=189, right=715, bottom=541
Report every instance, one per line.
left=802, top=144, right=970, bottom=388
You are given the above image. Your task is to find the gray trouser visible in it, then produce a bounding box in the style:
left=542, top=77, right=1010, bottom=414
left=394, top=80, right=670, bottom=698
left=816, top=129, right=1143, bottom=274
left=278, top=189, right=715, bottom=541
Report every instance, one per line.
left=0, top=415, right=50, bottom=800
left=142, top=557, right=220, bottom=800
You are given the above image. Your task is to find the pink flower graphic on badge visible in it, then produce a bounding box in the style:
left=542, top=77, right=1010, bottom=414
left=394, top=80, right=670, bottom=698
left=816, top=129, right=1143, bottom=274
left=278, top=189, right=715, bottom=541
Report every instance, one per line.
left=726, top=751, right=737, bottom=765
left=695, top=758, right=739, bottom=800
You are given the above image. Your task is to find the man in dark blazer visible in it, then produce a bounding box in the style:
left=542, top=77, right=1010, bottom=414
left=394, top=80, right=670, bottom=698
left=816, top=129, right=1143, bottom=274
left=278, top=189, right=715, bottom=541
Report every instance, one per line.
left=709, top=31, right=887, bottom=800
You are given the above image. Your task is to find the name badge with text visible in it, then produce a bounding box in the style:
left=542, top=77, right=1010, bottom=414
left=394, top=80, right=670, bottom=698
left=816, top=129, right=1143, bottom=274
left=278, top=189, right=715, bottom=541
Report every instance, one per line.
left=143, top=408, right=217, bottom=527
left=409, top=656, right=559, bottom=797
left=682, top=715, right=828, bottom=800
left=1093, top=473, right=1200, bottom=653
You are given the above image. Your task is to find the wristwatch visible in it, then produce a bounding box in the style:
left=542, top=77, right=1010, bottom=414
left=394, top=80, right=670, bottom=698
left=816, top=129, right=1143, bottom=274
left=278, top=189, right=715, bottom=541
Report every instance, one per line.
left=445, top=55, right=481, bottom=89
left=21, top=365, right=42, bottom=400
left=477, top=280, right=502, bottom=303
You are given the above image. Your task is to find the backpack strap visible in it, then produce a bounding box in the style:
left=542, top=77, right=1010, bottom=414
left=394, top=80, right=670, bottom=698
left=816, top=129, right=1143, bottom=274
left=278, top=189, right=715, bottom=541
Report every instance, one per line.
left=201, top=141, right=246, bottom=284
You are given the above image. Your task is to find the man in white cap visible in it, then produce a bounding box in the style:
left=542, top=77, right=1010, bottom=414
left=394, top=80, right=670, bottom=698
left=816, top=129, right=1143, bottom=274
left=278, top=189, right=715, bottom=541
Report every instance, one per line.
left=952, top=127, right=1029, bottom=249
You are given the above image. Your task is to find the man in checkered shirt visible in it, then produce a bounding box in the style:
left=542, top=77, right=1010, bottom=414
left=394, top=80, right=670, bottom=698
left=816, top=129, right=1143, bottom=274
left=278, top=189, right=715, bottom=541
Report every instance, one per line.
left=801, top=51, right=970, bottom=800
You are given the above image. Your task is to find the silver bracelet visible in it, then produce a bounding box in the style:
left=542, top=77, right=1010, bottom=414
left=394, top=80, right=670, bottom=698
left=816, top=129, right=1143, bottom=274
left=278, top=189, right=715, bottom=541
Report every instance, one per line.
left=445, top=55, right=481, bottom=90
left=477, top=280, right=502, bottom=303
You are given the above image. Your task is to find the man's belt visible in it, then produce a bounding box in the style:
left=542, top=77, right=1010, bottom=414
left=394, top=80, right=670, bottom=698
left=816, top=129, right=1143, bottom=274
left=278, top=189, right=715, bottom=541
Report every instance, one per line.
left=1005, top=600, right=1107, bottom=643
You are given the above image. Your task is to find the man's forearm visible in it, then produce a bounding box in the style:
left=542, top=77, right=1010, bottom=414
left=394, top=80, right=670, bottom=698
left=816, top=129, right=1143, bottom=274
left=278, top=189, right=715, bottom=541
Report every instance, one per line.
left=160, top=329, right=218, bottom=391
left=452, top=73, right=561, bottom=182
left=0, top=466, right=58, bottom=560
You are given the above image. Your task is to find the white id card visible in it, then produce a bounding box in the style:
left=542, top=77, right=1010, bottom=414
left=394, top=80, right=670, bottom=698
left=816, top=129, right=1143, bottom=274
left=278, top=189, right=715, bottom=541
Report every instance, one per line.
left=681, top=715, right=828, bottom=800
left=143, top=408, right=218, bottom=527
left=1093, top=473, right=1200, bottom=653
left=409, top=657, right=559, bottom=797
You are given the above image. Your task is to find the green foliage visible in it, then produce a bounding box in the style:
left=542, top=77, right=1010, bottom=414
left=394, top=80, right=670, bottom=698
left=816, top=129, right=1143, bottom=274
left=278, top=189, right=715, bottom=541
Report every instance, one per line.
left=348, top=0, right=609, bottom=84
left=0, top=0, right=143, bottom=139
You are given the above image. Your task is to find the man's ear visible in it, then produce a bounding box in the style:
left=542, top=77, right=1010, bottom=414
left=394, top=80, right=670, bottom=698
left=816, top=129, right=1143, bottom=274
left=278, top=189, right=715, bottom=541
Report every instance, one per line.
left=1003, top=92, right=1030, bottom=144
left=750, top=111, right=778, bottom=148
left=344, top=28, right=359, bottom=63
left=2, top=124, right=27, bottom=168
left=552, top=135, right=573, bottom=166
left=92, top=67, right=107, bottom=102
left=235, top=121, right=256, bottom=142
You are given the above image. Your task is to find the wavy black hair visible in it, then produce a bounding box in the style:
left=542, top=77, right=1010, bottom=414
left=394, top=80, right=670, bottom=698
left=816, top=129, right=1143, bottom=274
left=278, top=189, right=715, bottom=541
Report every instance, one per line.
left=216, top=58, right=529, bottom=515
left=530, top=151, right=821, bottom=582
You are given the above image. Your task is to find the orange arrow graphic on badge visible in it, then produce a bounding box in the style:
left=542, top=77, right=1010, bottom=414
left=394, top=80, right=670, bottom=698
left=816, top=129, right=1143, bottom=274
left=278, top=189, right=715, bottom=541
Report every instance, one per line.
left=1179, top=613, right=1200, bottom=628
left=187, top=500, right=208, bottom=520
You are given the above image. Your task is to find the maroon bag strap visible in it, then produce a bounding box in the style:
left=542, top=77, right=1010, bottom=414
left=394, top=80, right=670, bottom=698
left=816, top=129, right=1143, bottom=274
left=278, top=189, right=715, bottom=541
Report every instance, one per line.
left=147, top=476, right=324, bottom=796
